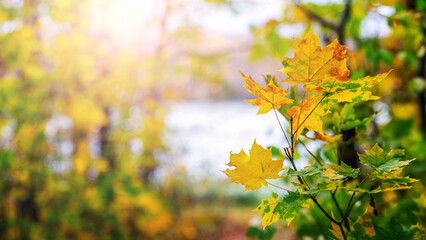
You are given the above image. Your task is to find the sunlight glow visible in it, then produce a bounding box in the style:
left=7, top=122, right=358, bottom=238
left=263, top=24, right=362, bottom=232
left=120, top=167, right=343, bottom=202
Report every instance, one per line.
left=90, top=0, right=161, bottom=46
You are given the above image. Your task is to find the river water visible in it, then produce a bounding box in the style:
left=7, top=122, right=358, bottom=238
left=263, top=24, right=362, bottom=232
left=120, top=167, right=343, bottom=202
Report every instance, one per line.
left=163, top=100, right=290, bottom=179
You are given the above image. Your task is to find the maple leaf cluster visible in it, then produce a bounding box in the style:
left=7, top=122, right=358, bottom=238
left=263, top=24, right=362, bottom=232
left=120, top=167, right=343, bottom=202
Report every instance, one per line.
left=241, top=28, right=391, bottom=141
left=223, top=29, right=417, bottom=231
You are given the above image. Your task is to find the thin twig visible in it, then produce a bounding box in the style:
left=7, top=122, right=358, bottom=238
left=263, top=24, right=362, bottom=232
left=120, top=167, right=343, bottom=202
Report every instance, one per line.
left=331, top=191, right=344, bottom=218
left=340, top=191, right=356, bottom=224
left=348, top=193, right=367, bottom=214
left=285, top=97, right=342, bottom=230
left=310, top=196, right=340, bottom=225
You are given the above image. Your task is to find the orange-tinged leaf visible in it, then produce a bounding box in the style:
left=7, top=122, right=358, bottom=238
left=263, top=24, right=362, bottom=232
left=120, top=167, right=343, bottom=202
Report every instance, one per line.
left=241, top=72, right=293, bottom=114
left=315, top=132, right=342, bottom=143
left=280, top=28, right=391, bottom=104
left=330, top=222, right=344, bottom=240
left=223, top=140, right=284, bottom=190
left=355, top=205, right=376, bottom=237
left=281, top=28, right=349, bottom=84
left=286, top=96, right=328, bottom=140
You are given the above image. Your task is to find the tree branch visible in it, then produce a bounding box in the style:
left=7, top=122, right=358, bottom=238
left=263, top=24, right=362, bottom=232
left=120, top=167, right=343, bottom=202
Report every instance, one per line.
left=292, top=0, right=337, bottom=30
left=292, top=0, right=352, bottom=44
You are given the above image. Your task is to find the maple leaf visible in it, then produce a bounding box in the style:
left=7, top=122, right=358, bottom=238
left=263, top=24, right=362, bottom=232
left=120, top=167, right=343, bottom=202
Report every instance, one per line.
left=358, top=143, right=414, bottom=171
left=287, top=166, right=324, bottom=177
left=301, top=180, right=344, bottom=194
left=323, top=163, right=359, bottom=180
left=281, top=28, right=391, bottom=104
left=342, top=144, right=420, bottom=193
left=308, top=70, right=392, bottom=104
left=330, top=222, right=344, bottom=240
left=373, top=218, right=425, bottom=240
left=355, top=205, right=376, bottom=237
left=222, top=140, right=284, bottom=190
left=255, top=191, right=310, bottom=229
left=370, top=169, right=418, bottom=184
left=254, top=192, right=281, bottom=228
left=241, top=72, right=293, bottom=114
left=286, top=95, right=329, bottom=140
left=281, top=28, right=349, bottom=84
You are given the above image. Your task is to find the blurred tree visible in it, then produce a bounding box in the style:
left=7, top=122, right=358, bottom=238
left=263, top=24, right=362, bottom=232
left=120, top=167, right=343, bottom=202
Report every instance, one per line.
left=0, top=0, right=234, bottom=239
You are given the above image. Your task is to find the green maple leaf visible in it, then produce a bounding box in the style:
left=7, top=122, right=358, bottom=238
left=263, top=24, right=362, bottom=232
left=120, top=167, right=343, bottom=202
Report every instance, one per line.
left=358, top=143, right=414, bottom=171
left=255, top=191, right=310, bottom=229
left=286, top=166, right=324, bottom=177
left=301, top=180, right=343, bottom=194
left=354, top=144, right=418, bottom=193
left=323, top=163, right=360, bottom=180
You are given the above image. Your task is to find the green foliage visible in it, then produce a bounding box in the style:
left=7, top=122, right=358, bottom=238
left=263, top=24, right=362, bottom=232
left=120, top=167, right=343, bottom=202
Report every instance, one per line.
left=254, top=191, right=310, bottom=228
left=333, top=103, right=371, bottom=132
left=246, top=225, right=276, bottom=240
left=373, top=218, right=424, bottom=240
left=358, top=144, right=413, bottom=171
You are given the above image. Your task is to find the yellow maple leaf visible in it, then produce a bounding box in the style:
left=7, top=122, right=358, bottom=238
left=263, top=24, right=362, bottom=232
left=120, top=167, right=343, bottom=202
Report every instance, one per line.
left=223, top=140, right=284, bottom=190
left=281, top=28, right=349, bottom=84
left=320, top=70, right=392, bottom=103
left=241, top=72, right=293, bottom=114
left=286, top=96, right=328, bottom=140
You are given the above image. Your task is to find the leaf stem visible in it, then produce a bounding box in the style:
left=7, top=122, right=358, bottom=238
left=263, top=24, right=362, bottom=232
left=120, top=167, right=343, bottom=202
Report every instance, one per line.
left=293, top=94, right=327, bottom=136
left=267, top=181, right=291, bottom=192
left=273, top=108, right=292, bottom=149
left=294, top=91, right=306, bottom=149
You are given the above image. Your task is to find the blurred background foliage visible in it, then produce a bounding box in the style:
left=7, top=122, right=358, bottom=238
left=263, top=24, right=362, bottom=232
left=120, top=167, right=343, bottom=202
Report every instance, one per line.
left=0, top=0, right=424, bottom=239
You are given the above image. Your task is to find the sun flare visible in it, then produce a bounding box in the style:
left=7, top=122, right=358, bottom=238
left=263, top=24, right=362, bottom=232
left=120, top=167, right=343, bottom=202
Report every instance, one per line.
left=90, top=0, right=160, bottom=46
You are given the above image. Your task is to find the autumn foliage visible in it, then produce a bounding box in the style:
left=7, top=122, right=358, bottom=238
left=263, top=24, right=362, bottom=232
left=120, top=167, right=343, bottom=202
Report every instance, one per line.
left=224, top=29, right=422, bottom=239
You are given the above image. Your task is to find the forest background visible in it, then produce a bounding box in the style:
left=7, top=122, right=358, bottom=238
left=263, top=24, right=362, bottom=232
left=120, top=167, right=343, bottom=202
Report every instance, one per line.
left=0, top=0, right=425, bottom=239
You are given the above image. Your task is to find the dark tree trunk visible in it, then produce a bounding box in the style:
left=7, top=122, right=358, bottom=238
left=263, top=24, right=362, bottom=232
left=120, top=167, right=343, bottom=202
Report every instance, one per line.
left=100, top=108, right=116, bottom=170
left=339, top=128, right=360, bottom=168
